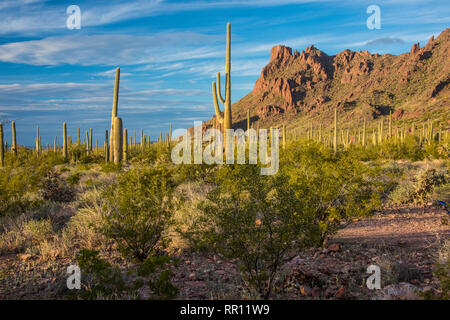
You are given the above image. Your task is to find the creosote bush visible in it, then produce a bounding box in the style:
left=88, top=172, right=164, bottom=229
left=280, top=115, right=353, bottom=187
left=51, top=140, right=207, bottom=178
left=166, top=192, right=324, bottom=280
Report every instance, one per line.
left=69, top=249, right=177, bottom=300
left=100, top=165, right=179, bottom=261
left=186, top=164, right=312, bottom=298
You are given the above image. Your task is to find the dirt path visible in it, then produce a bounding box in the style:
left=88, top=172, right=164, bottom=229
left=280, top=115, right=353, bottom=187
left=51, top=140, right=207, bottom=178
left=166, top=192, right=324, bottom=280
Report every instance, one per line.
left=334, top=205, right=450, bottom=248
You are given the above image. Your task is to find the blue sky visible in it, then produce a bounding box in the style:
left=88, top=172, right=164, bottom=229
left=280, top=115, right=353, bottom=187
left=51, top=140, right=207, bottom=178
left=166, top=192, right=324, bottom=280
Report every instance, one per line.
left=0, top=0, right=448, bottom=147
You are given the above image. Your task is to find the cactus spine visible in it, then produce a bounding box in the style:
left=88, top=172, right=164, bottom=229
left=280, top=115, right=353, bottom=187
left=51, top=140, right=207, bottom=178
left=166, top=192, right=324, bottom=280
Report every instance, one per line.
left=109, top=68, right=120, bottom=162
left=333, top=108, right=338, bottom=154
left=63, top=122, right=68, bottom=159
left=113, top=117, right=123, bottom=164
left=0, top=124, right=4, bottom=167
left=212, top=23, right=232, bottom=140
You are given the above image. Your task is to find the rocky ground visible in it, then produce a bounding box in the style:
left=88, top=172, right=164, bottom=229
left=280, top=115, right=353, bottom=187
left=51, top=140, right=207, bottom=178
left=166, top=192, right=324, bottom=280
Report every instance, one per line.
left=1, top=204, right=448, bottom=300
left=172, top=204, right=449, bottom=300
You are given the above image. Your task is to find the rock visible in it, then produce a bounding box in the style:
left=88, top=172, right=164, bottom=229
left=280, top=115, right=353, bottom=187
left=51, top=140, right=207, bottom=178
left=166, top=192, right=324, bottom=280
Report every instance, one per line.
left=270, top=45, right=293, bottom=62
left=335, top=286, right=346, bottom=299
left=185, top=281, right=206, bottom=288
left=188, top=272, right=196, bottom=280
left=291, top=256, right=305, bottom=265
left=328, top=243, right=341, bottom=252
left=299, top=285, right=311, bottom=296
left=377, top=282, right=420, bottom=300
left=17, top=254, right=32, bottom=261
left=311, top=287, right=322, bottom=298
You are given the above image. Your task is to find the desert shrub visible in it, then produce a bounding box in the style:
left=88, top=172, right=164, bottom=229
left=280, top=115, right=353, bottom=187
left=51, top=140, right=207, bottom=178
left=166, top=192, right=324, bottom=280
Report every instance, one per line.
left=422, top=241, right=449, bottom=300
left=39, top=169, right=75, bottom=202
left=0, top=217, right=55, bottom=254
left=61, top=189, right=106, bottom=255
left=100, top=165, right=179, bottom=262
left=69, top=249, right=177, bottom=300
left=66, top=172, right=82, bottom=186
left=0, top=153, right=50, bottom=216
left=390, top=168, right=448, bottom=205
left=186, top=164, right=318, bottom=298
left=282, top=141, right=382, bottom=243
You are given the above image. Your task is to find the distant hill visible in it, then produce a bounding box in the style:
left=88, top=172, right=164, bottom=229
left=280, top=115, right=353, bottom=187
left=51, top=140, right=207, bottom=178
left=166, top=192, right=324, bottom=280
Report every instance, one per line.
left=207, top=28, right=449, bottom=134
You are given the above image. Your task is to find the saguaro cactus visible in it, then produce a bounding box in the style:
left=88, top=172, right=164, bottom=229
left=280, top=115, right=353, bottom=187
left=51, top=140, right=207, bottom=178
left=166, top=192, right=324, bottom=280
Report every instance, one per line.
left=362, top=119, right=366, bottom=147
left=333, top=108, right=338, bottom=154
left=123, top=128, right=128, bottom=163
left=109, top=68, right=120, bottom=162
left=113, top=117, right=123, bottom=164
left=90, top=128, right=93, bottom=151
left=105, top=130, right=109, bottom=162
left=212, top=23, right=232, bottom=134
left=0, top=124, right=4, bottom=167
left=11, top=121, right=17, bottom=156
left=54, top=136, right=57, bottom=152
left=63, top=122, right=68, bottom=159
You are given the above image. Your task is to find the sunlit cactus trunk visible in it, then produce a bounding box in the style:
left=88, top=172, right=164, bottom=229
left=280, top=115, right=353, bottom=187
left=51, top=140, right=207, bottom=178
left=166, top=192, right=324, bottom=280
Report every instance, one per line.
left=109, top=68, right=120, bottom=162
left=54, top=136, right=57, bottom=152
left=63, top=122, right=68, bottom=159
left=212, top=23, right=232, bottom=149
left=11, top=121, right=17, bottom=156
left=90, top=128, right=93, bottom=152
left=389, top=111, right=392, bottom=138
left=362, top=119, right=366, bottom=147
left=105, top=130, right=109, bottom=162
left=140, top=129, right=144, bottom=149
left=0, top=124, right=4, bottom=167
left=124, top=128, right=128, bottom=163
left=333, top=108, right=338, bottom=154
left=113, top=117, right=123, bottom=164
left=77, top=128, right=81, bottom=145
left=86, top=131, right=89, bottom=154
left=282, top=124, right=286, bottom=150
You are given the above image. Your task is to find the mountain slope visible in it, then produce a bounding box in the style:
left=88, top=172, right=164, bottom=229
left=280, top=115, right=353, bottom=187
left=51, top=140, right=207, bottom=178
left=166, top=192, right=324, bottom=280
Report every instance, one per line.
left=210, top=28, right=449, bottom=133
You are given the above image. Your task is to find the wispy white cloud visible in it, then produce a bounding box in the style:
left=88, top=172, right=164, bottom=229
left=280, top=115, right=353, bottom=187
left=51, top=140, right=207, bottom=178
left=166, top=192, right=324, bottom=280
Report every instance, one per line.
left=0, top=32, right=221, bottom=66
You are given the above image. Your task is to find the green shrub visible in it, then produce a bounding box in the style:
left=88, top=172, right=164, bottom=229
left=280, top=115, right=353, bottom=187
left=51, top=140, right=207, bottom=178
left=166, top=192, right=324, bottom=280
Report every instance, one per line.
left=100, top=166, right=179, bottom=262
left=69, top=249, right=177, bottom=300
left=186, top=164, right=321, bottom=298
left=390, top=168, right=448, bottom=205
left=66, top=172, right=82, bottom=186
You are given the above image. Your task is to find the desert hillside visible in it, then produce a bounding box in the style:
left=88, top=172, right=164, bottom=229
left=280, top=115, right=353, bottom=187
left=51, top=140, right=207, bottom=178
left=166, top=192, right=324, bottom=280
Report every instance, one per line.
left=212, top=28, right=449, bottom=133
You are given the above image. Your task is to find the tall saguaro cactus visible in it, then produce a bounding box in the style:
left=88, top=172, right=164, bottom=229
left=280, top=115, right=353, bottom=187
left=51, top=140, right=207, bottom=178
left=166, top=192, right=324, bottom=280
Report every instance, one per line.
left=63, top=122, right=68, bottom=159
left=0, top=124, right=4, bottom=167
left=11, top=121, right=17, bottom=156
left=109, top=68, right=120, bottom=162
left=123, top=128, right=128, bottom=163
left=212, top=23, right=232, bottom=134
left=105, top=130, right=109, bottom=162
left=113, top=117, right=123, bottom=164
left=333, top=108, right=338, bottom=154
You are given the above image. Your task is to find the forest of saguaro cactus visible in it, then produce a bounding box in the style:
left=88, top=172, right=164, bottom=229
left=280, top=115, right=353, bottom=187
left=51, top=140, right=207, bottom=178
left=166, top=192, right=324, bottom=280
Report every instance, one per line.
left=0, top=9, right=449, bottom=305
